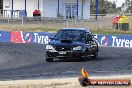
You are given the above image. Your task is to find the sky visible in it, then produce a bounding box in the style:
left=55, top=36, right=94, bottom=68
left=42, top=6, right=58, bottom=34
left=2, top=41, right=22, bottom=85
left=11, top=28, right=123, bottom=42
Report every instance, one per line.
left=107, top=0, right=125, bottom=7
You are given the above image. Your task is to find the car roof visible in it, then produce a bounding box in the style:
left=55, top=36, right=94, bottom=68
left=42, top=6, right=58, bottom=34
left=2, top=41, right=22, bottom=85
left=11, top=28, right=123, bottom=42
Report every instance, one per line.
left=61, top=28, right=89, bottom=31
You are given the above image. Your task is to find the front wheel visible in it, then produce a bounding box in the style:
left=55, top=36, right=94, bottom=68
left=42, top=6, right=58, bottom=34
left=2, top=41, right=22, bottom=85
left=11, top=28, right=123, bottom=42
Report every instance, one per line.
left=80, top=57, right=86, bottom=62
left=91, top=52, right=98, bottom=59
left=46, top=58, right=54, bottom=62
left=80, top=53, right=88, bottom=62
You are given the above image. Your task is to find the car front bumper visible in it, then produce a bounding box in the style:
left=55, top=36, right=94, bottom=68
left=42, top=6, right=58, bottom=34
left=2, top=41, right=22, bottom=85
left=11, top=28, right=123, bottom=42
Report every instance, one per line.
left=46, top=50, right=86, bottom=59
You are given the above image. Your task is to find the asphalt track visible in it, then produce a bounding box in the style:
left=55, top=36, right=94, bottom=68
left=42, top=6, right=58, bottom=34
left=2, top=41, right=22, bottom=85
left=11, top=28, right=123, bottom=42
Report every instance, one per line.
left=0, top=43, right=132, bottom=80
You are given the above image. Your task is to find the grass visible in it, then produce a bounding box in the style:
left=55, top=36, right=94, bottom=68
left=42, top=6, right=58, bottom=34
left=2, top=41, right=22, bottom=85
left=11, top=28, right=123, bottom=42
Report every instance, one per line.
left=0, top=24, right=132, bottom=35
left=0, top=14, right=131, bottom=35
left=91, top=28, right=132, bottom=35
left=0, top=24, right=57, bottom=32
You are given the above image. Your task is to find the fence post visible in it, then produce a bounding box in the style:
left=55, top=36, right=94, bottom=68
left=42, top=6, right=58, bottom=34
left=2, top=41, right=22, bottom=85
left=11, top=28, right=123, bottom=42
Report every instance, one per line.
left=22, top=16, right=24, bottom=25
left=99, top=22, right=102, bottom=29
left=8, top=14, right=9, bottom=24
left=74, top=16, right=77, bottom=24
left=99, top=19, right=102, bottom=29
left=66, top=20, right=69, bottom=28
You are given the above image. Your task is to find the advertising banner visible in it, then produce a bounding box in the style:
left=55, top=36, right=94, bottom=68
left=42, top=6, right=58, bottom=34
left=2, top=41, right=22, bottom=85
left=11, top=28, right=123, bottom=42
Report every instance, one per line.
left=8, top=31, right=132, bottom=48
left=10, top=31, right=56, bottom=44
left=97, top=34, right=132, bottom=48
left=0, top=31, right=10, bottom=42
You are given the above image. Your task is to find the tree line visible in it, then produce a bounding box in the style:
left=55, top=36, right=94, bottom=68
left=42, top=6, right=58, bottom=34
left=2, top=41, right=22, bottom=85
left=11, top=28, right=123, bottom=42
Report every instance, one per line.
left=90, top=0, right=132, bottom=14
left=118, top=0, right=132, bottom=13
left=90, top=0, right=117, bottom=14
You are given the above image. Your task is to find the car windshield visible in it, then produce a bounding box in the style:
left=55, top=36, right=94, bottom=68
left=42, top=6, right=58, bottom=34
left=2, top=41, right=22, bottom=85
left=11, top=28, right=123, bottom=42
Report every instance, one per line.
left=54, top=30, right=85, bottom=41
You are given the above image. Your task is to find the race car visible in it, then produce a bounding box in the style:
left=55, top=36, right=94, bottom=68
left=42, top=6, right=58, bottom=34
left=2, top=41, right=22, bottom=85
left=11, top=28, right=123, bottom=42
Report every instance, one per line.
left=46, top=28, right=98, bottom=62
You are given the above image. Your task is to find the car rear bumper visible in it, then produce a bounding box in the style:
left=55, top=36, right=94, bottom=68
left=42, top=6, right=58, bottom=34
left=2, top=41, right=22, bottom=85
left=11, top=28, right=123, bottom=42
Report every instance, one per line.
left=46, top=50, right=86, bottom=59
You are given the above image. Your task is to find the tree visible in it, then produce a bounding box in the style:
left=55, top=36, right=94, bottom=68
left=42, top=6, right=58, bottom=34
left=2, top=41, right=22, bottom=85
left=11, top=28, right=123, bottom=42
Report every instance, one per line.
left=90, top=0, right=118, bottom=14
left=0, top=0, right=3, bottom=14
left=0, top=0, right=3, bottom=9
left=120, top=0, right=132, bottom=13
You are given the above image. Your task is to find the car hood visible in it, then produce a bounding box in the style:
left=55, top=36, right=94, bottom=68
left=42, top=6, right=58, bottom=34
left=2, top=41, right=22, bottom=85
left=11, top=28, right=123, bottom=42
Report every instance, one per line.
left=49, top=39, right=85, bottom=48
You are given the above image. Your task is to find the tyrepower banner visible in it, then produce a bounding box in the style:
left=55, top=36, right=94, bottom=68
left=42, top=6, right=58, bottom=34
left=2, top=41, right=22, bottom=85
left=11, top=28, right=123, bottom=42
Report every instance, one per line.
left=7, top=31, right=132, bottom=48
left=10, top=31, right=56, bottom=44
left=97, top=34, right=132, bottom=48
left=0, top=31, right=10, bottom=42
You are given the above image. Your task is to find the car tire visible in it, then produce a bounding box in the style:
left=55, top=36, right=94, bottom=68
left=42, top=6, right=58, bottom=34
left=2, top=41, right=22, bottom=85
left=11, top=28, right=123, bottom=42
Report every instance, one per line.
left=91, top=52, right=98, bottom=59
left=80, top=58, right=86, bottom=62
left=80, top=52, right=89, bottom=62
left=46, top=58, right=54, bottom=62
left=80, top=55, right=87, bottom=62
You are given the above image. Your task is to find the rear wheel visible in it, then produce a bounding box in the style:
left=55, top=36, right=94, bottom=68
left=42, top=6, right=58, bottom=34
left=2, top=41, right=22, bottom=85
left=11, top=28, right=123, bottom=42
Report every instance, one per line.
left=46, top=58, right=54, bottom=62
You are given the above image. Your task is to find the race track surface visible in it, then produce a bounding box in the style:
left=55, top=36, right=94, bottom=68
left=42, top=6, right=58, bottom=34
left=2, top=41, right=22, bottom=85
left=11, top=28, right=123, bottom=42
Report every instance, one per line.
left=0, top=43, right=132, bottom=80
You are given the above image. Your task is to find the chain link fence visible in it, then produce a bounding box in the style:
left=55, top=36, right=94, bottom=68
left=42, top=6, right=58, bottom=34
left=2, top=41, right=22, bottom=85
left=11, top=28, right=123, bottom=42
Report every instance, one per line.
left=0, top=14, right=131, bottom=31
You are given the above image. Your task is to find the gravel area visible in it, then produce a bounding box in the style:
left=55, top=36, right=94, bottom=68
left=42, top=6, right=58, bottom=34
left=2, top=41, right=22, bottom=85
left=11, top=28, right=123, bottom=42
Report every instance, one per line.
left=0, top=76, right=132, bottom=88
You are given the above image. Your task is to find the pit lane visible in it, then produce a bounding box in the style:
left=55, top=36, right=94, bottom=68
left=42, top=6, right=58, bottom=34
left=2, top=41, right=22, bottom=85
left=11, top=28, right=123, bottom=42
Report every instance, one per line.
left=0, top=43, right=132, bottom=80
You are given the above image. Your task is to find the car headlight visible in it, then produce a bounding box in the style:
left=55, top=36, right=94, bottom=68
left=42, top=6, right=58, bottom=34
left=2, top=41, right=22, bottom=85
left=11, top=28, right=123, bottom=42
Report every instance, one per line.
left=73, top=46, right=82, bottom=51
left=46, top=45, right=55, bottom=50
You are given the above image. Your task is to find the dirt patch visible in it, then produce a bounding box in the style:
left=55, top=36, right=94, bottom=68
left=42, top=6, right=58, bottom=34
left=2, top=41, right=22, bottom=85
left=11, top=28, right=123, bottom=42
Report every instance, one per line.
left=0, top=76, right=132, bottom=88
